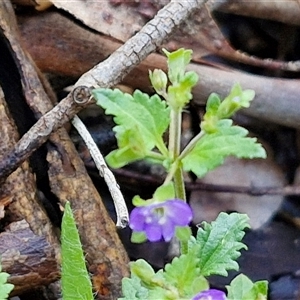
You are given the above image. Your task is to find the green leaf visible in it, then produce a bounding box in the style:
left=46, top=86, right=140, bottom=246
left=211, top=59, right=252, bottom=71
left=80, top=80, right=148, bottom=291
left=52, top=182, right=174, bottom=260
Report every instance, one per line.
left=164, top=246, right=208, bottom=297
left=119, top=269, right=170, bottom=300
left=61, top=202, right=93, bottom=300
left=175, top=226, right=192, bottom=243
left=131, top=231, right=147, bottom=243
left=0, top=263, right=14, bottom=300
left=217, top=83, right=255, bottom=119
left=182, top=120, right=267, bottom=178
left=201, top=93, right=221, bottom=133
left=193, top=212, right=250, bottom=277
left=130, top=259, right=156, bottom=287
left=201, top=84, right=255, bottom=133
left=163, top=48, right=193, bottom=84
left=105, top=126, right=147, bottom=168
left=167, top=71, right=198, bottom=109
left=118, top=276, right=149, bottom=300
left=153, top=183, right=175, bottom=202
left=132, top=195, right=148, bottom=207
left=227, top=274, right=268, bottom=300
left=93, top=88, right=170, bottom=167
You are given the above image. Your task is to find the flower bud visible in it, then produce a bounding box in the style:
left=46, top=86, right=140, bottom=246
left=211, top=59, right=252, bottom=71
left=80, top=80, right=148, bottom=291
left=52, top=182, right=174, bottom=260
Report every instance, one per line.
left=149, top=69, right=168, bottom=95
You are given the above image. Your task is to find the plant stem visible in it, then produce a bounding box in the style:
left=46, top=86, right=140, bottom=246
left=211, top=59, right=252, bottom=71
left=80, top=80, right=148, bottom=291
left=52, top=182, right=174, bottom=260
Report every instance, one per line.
left=156, top=138, right=169, bottom=158
left=178, top=130, right=205, bottom=161
left=168, top=108, right=186, bottom=201
left=147, top=150, right=166, bottom=162
left=168, top=108, right=188, bottom=254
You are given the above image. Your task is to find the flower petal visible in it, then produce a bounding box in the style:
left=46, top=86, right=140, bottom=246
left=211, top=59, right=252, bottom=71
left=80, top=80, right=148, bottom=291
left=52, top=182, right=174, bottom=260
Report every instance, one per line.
left=129, top=207, right=148, bottom=231
left=129, top=199, right=193, bottom=242
left=161, top=218, right=175, bottom=242
left=166, top=199, right=193, bottom=225
left=192, top=289, right=226, bottom=300
left=145, top=222, right=163, bottom=242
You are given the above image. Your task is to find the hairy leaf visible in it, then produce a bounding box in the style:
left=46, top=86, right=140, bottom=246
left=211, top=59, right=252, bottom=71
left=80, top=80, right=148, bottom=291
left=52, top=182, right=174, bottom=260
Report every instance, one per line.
left=61, top=202, right=93, bottom=300
left=93, top=88, right=170, bottom=167
left=164, top=246, right=208, bottom=297
left=193, top=212, right=250, bottom=277
left=118, top=276, right=149, bottom=300
left=227, top=274, right=268, bottom=300
left=182, top=120, right=266, bottom=178
left=125, top=260, right=172, bottom=299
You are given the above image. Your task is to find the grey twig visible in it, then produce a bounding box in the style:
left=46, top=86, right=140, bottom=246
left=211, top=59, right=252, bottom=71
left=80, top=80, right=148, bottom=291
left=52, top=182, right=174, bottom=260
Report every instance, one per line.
left=0, top=0, right=209, bottom=181
left=71, top=115, right=129, bottom=228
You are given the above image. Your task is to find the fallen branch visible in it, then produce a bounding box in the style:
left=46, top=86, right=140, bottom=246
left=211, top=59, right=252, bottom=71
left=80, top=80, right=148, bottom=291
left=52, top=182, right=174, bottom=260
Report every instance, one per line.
left=0, top=0, right=209, bottom=181
left=209, top=0, right=300, bottom=27
left=18, top=10, right=300, bottom=131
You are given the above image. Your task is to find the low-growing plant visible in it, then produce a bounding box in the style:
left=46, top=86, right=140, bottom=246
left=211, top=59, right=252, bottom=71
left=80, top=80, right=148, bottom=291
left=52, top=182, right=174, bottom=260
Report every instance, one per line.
left=90, top=48, right=268, bottom=299
left=59, top=48, right=269, bottom=300
left=0, top=48, right=269, bottom=300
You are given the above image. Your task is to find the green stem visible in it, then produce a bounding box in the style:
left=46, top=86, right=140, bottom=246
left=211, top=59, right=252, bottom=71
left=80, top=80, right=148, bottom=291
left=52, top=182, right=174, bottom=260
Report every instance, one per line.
left=147, top=150, right=166, bottom=162
left=156, top=138, right=169, bottom=158
left=168, top=109, right=181, bottom=160
left=173, top=164, right=186, bottom=201
left=168, top=108, right=188, bottom=254
left=168, top=109, right=186, bottom=200
left=178, top=130, right=205, bottom=161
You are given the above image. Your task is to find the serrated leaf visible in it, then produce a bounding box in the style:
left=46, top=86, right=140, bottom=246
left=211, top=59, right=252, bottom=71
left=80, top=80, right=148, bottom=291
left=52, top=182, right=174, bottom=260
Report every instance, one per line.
left=130, top=259, right=156, bottom=287
left=194, top=212, right=250, bottom=277
left=182, top=120, right=266, bottom=178
left=227, top=274, right=268, bottom=300
left=163, top=246, right=207, bottom=297
left=61, top=202, right=93, bottom=300
left=129, top=260, right=171, bottom=299
left=118, top=276, right=149, bottom=300
left=93, top=88, right=170, bottom=167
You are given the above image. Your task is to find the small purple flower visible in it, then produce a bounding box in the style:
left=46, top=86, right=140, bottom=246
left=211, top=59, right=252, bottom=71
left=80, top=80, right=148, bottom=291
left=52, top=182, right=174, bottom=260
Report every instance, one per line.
left=129, top=199, right=193, bottom=242
left=192, top=289, right=226, bottom=300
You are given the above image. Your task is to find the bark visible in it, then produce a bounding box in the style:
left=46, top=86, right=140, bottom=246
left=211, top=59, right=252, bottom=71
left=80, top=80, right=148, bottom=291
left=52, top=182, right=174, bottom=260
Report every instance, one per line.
left=0, top=84, right=60, bottom=294
left=1, top=1, right=130, bottom=298
left=17, top=10, right=300, bottom=130
left=209, top=0, right=300, bottom=27
left=0, top=220, right=59, bottom=296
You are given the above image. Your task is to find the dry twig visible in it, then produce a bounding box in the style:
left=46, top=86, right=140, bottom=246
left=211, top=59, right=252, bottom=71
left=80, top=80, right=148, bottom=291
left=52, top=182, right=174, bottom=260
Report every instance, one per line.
left=0, top=0, right=209, bottom=180
left=71, top=115, right=129, bottom=228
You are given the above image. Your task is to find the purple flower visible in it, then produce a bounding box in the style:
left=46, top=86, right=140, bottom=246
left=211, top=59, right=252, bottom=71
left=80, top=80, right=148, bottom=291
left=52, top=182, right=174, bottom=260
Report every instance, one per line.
left=129, top=199, right=193, bottom=242
left=192, top=289, right=226, bottom=300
